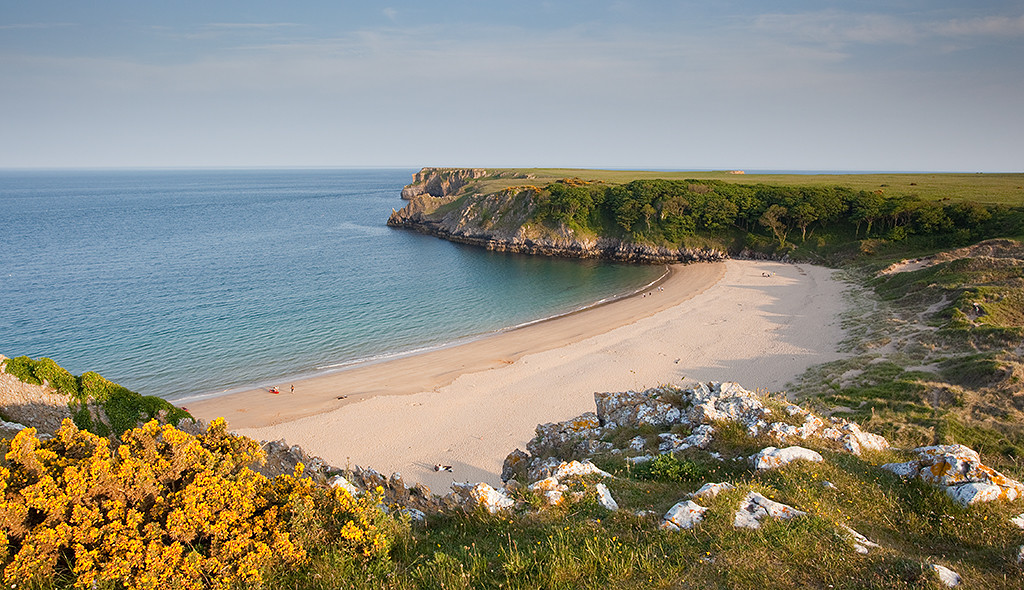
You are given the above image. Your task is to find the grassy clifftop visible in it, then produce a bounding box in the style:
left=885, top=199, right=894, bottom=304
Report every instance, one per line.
left=392, top=169, right=1024, bottom=264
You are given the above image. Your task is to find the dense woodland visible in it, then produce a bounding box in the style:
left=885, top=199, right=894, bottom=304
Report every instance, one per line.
left=534, top=178, right=1024, bottom=255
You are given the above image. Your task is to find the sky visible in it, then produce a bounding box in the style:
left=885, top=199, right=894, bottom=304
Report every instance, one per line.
left=1, top=1, right=1022, bottom=171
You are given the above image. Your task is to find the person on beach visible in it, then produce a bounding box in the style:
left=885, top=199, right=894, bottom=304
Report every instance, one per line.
left=291, top=384, right=294, bottom=394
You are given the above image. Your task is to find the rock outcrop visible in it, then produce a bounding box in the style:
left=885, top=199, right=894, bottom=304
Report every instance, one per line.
left=503, top=382, right=892, bottom=482
left=881, top=444, right=1024, bottom=506
left=0, top=355, right=73, bottom=436
left=732, top=491, right=807, bottom=529
left=400, top=167, right=487, bottom=200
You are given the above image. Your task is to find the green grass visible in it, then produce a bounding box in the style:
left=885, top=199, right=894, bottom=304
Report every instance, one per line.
left=264, top=433, right=1024, bottom=589
left=1, top=355, right=191, bottom=437
left=455, top=169, right=1024, bottom=206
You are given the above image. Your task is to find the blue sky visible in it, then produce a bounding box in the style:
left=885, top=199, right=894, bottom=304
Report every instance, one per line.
left=1, top=1, right=1022, bottom=170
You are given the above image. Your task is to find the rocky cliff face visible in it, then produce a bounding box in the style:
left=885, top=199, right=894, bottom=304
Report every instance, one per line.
left=0, top=355, right=72, bottom=438
left=389, top=173, right=727, bottom=264
left=400, top=167, right=488, bottom=200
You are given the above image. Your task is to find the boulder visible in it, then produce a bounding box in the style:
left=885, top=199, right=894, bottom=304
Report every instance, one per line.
left=751, top=446, right=824, bottom=470
left=690, top=482, right=734, bottom=501
left=881, top=445, right=1024, bottom=506
left=528, top=477, right=567, bottom=506
left=594, top=483, right=618, bottom=511
left=501, top=448, right=530, bottom=482
left=733, top=491, right=806, bottom=529
left=929, top=563, right=961, bottom=587
left=552, top=460, right=612, bottom=481
left=451, top=482, right=515, bottom=514
left=661, top=500, right=708, bottom=531
left=328, top=474, right=360, bottom=496
left=400, top=507, right=426, bottom=523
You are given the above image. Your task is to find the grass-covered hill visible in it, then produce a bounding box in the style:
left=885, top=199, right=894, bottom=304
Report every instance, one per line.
left=390, top=168, right=1024, bottom=264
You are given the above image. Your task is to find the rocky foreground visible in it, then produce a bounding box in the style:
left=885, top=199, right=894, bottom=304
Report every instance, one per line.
left=317, top=382, right=1024, bottom=586
left=5, top=357, right=1024, bottom=585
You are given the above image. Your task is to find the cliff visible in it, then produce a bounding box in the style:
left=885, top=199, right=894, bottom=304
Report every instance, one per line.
left=388, top=168, right=726, bottom=264
left=400, top=167, right=488, bottom=199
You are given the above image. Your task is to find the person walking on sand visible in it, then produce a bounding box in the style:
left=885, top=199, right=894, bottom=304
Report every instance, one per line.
left=290, top=384, right=294, bottom=394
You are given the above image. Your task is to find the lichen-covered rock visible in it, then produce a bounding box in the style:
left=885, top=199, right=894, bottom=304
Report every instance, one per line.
left=751, top=446, right=824, bottom=470
left=839, top=422, right=889, bottom=455
left=527, top=457, right=563, bottom=482
left=661, top=500, right=708, bottom=531
left=595, top=388, right=684, bottom=429
left=401, top=507, right=426, bottom=523
left=528, top=477, right=567, bottom=506
left=690, top=482, right=734, bottom=501
left=256, top=439, right=330, bottom=481
left=733, top=491, right=807, bottom=529
left=594, top=483, right=618, bottom=511
left=451, top=482, right=515, bottom=514
left=527, top=412, right=602, bottom=458
left=946, top=482, right=1013, bottom=506
left=881, top=445, right=1024, bottom=506
left=552, top=460, right=612, bottom=480
left=502, top=448, right=530, bottom=482
left=688, top=382, right=768, bottom=428
left=328, top=474, right=360, bottom=496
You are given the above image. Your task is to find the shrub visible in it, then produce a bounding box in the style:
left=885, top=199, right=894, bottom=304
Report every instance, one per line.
left=630, top=453, right=704, bottom=483
left=3, top=356, right=191, bottom=437
left=0, top=418, right=393, bottom=589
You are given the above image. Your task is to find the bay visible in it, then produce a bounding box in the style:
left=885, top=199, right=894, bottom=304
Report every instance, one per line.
left=0, top=168, right=662, bottom=400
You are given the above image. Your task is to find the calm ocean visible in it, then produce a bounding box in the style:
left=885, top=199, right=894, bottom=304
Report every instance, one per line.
left=0, top=169, right=662, bottom=401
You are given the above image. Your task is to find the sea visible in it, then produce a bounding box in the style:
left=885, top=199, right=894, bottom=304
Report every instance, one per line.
left=0, top=168, right=663, bottom=402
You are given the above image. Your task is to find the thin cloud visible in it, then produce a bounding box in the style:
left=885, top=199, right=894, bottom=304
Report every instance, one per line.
left=752, top=10, right=1024, bottom=48
left=204, top=23, right=300, bottom=30
left=932, top=14, right=1024, bottom=37
left=0, top=22, right=76, bottom=30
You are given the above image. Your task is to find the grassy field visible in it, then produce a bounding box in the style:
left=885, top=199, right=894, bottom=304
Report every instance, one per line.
left=460, top=169, right=1024, bottom=206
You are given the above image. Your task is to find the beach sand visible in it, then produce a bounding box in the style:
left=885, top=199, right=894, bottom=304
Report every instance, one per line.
left=189, top=259, right=849, bottom=492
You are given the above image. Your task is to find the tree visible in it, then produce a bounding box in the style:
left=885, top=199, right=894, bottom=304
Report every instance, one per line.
left=850, top=191, right=886, bottom=236
left=759, top=204, right=791, bottom=247
left=792, top=202, right=818, bottom=242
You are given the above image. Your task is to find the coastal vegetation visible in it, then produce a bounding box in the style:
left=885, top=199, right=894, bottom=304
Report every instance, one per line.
left=5, top=168, right=1024, bottom=587
left=1, top=356, right=190, bottom=437
left=0, top=419, right=394, bottom=589
left=389, top=168, right=1024, bottom=265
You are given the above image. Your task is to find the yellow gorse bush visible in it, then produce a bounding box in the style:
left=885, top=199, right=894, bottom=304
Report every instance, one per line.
left=0, top=418, right=392, bottom=589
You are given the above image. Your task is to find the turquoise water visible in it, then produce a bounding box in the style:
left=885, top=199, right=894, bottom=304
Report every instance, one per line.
left=0, top=169, right=662, bottom=401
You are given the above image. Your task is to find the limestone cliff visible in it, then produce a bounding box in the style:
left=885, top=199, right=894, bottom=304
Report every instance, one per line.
left=400, top=167, right=488, bottom=200
left=388, top=169, right=726, bottom=264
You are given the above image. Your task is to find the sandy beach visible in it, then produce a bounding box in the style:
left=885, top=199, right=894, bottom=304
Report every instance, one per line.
left=189, top=259, right=849, bottom=491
